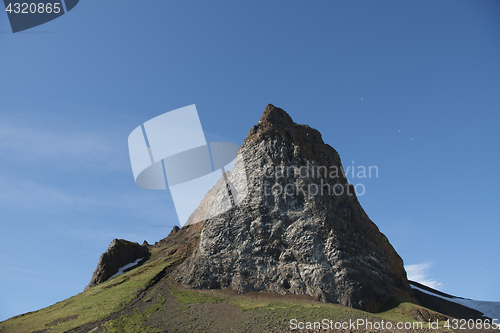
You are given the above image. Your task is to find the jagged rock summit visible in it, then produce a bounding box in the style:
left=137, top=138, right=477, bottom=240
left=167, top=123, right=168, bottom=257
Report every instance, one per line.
left=84, top=238, right=148, bottom=291
left=175, top=104, right=415, bottom=312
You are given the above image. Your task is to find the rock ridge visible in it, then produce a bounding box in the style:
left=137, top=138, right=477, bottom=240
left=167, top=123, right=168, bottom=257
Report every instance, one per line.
left=84, top=239, right=149, bottom=291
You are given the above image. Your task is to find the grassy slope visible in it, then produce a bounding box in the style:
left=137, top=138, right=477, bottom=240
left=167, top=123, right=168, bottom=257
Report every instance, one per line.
left=0, top=255, right=174, bottom=333
left=0, top=224, right=469, bottom=333
left=169, top=280, right=443, bottom=331
left=0, top=248, right=451, bottom=333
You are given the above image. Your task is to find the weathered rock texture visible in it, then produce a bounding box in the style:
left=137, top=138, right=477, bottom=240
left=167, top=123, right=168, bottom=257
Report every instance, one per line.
left=175, top=104, right=415, bottom=312
left=84, top=239, right=149, bottom=291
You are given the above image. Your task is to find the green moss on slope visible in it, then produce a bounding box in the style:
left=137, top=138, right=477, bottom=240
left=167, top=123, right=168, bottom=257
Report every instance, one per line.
left=0, top=257, right=174, bottom=333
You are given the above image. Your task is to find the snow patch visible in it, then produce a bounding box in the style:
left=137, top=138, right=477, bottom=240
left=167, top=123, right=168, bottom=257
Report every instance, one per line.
left=411, top=284, right=500, bottom=320
left=110, top=257, right=144, bottom=278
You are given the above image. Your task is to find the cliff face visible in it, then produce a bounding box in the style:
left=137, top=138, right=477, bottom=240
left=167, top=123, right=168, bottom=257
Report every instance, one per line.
left=175, top=104, right=415, bottom=312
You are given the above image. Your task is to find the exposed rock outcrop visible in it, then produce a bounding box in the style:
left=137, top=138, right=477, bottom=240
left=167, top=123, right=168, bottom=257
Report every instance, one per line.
left=156, top=221, right=203, bottom=259
left=175, top=104, right=416, bottom=312
left=84, top=239, right=149, bottom=291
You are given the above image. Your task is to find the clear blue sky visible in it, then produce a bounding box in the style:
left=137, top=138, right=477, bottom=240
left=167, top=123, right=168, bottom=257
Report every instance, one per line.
left=1, top=0, right=499, bottom=321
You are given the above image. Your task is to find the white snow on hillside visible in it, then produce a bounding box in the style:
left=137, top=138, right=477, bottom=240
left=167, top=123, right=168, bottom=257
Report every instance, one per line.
left=411, top=284, right=500, bottom=320
left=110, top=257, right=144, bottom=278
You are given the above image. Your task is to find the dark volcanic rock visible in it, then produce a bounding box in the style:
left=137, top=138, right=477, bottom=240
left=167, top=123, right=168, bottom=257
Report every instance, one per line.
left=84, top=239, right=149, bottom=291
left=409, top=281, right=489, bottom=320
left=175, top=104, right=416, bottom=312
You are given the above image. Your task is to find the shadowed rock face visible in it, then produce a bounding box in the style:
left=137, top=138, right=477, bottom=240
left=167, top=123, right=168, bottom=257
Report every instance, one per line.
left=175, top=104, right=416, bottom=312
left=84, top=239, right=149, bottom=291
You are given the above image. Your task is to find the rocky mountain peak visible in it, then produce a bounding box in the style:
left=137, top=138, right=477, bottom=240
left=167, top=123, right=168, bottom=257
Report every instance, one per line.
left=258, top=104, right=295, bottom=127
left=246, top=104, right=329, bottom=165
left=175, top=104, right=416, bottom=312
